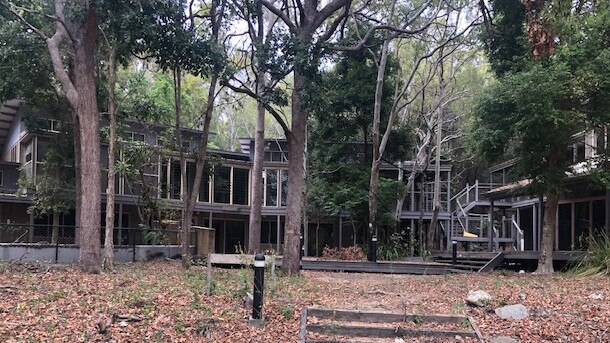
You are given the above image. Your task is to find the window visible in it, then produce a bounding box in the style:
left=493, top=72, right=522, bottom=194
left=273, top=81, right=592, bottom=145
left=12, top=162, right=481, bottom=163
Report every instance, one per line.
left=280, top=170, right=288, bottom=206
left=265, top=169, right=278, bottom=206
left=199, top=169, right=210, bottom=202
left=10, top=146, right=17, bottom=163
left=48, top=119, right=60, bottom=133
left=261, top=219, right=285, bottom=244
left=130, top=132, right=145, bottom=142
left=170, top=162, right=181, bottom=199
left=232, top=168, right=249, bottom=205
left=25, top=152, right=32, bottom=163
left=0, top=170, right=3, bottom=187
left=213, top=166, right=231, bottom=204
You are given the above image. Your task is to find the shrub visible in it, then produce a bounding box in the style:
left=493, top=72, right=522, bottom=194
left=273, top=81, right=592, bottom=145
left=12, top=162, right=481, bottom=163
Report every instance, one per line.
left=571, top=233, right=610, bottom=276
left=377, top=230, right=409, bottom=261
left=322, top=245, right=366, bottom=260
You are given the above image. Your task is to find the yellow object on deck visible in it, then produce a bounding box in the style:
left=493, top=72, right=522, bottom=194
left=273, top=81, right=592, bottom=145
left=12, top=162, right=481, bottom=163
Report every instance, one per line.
left=463, top=231, right=478, bottom=238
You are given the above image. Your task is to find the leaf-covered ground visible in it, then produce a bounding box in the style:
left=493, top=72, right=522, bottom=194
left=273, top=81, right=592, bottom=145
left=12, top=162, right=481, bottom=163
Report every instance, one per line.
left=1, top=261, right=608, bottom=342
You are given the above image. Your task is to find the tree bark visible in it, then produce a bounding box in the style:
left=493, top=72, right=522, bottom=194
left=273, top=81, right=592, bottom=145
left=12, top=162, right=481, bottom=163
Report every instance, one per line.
left=536, top=192, right=557, bottom=274
left=173, top=69, right=191, bottom=269
left=51, top=210, right=60, bottom=245
left=428, top=60, right=445, bottom=251
left=247, top=3, right=266, bottom=254
left=72, top=6, right=101, bottom=274
left=248, top=100, right=265, bottom=253
left=103, top=46, right=117, bottom=272
left=283, top=69, right=308, bottom=275
left=368, top=14, right=393, bottom=233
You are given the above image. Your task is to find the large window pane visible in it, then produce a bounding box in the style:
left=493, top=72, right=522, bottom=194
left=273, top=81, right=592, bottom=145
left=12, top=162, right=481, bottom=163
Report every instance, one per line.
left=265, top=169, right=278, bottom=206
left=232, top=168, right=249, bottom=205
left=214, top=166, right=231, bottom=204
left=280, top=170, right=288, bottom=206
left=170, top=162, right=181, bottom=199
left=199, top=172, right=210, bottom=202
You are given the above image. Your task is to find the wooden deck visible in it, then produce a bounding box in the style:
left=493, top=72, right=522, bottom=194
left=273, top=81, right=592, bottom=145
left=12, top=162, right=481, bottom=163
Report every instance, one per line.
left=430, top=250, right=585, bottom=262
left=209, top=250, right=585, bottom=274
left=209, top=254, right=467, bottom=274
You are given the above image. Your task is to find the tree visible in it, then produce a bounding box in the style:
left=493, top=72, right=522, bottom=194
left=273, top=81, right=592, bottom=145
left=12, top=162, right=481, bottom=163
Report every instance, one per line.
left=475, top=0, right=610, bottom=274
left=2, top=0, right=104, bottom=273
left=228, top=0, right=351, bottom=273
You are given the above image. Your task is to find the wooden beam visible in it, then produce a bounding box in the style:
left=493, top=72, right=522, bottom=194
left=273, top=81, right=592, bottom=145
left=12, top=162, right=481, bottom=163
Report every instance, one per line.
left=305, top=324, right=479, bottom=339
left=305, top=308, right=469, bottom=324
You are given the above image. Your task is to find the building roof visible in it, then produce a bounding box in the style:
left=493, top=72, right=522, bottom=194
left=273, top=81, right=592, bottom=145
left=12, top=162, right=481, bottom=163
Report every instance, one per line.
left=0, top=99, right=22, bottom=151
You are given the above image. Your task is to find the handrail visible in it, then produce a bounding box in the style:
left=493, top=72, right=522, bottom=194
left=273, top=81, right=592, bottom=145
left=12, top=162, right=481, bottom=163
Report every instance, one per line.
left=512, top=218, right=524, bottom=251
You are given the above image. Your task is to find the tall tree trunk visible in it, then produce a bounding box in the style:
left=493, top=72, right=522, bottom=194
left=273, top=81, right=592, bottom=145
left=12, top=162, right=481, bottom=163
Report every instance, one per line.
left=181, top=74, right=218, bottom=268
left=369, top=0, right=396, bottom=234
left=103, top=46, right=117, bottom=271
left=283, top=69, right=308, bottom=275
left=173, top=69, right=191, bottom=269
left=73, top=8, right=101, bottom=274
left=73, top=119, right=81, bottom=245
left=536, top=149, right=560, bottom=274
left=248, top=100, right=265, bottom=253
left=428, top=61, right=445, bottom=251
left=536, top=192, right=557, bottom=274
left=247, top=3, right=266, bottom=254
left=180, top=0, right=224, bottom=269
left=51, top=210, right=60, bottom=245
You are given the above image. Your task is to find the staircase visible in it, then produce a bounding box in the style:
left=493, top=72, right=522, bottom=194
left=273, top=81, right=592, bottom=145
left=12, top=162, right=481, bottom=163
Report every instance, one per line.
left=449, top=181, right=495, bottom=238
left=447, top=181, right=524, bottom=252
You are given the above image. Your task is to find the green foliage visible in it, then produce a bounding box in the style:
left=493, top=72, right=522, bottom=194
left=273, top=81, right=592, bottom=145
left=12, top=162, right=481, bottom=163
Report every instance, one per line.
left=570, top=233, right=610, bottom=276
left=143, top=230, right=167, bottom=245
left=480, top=0, right=529, bottom=76
left=377, top=230, right=409, bottom=261
left=473, top=3, right=610, bottom=195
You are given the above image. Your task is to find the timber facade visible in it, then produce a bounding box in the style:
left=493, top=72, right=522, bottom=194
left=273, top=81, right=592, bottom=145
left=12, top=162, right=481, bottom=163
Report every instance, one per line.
left=0, top=100, right=607, bottom=257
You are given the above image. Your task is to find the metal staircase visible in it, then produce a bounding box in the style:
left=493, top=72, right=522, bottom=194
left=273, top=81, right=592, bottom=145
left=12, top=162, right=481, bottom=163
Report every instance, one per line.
left=448, top=181, right=524, bottom=252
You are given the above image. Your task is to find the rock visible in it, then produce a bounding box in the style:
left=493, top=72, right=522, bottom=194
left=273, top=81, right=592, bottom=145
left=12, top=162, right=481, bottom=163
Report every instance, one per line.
left=491, top=336, right=520, bottom=343
left=518, top=270, right=525, bottom=274
left=394, top=338, right=406, bottom=343
left=518, top=293, right=527, bottom=301
left=466, top=290, right=492, bottom=307
left=495, top=304, right=529, bottom=320
left=587, top=293, right=604, bottom=301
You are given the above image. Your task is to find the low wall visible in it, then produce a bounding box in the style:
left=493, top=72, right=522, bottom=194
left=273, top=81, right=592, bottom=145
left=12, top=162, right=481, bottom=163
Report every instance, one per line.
left=0, top=243, right=194, bottom=263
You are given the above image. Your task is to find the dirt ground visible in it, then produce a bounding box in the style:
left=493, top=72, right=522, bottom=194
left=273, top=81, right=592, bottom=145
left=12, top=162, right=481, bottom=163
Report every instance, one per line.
left=0, top=261, right=608, bottom=342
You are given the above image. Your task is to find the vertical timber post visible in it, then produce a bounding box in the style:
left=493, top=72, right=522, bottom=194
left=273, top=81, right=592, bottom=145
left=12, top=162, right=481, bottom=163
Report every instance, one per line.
left=452, top=240, right=457, bottom=265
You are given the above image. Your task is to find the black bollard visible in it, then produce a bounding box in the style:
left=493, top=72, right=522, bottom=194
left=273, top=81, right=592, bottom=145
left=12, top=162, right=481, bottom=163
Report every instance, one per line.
left=371, top=235, right=378, bottom=263
left=367, top=223, right=374, bottom=261
left=452, top=240, right=457, bottom=265
left=252, top=253, right=265, bottom=320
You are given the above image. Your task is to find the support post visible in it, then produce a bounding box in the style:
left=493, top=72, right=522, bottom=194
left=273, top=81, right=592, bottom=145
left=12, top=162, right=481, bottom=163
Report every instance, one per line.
left=251, top=253, right=265, bottom=324
left=452, top=240, right=457, bottom=265
left=489, top=200, right=495, bottom=252
left=132, top=228, right=136, bottom=262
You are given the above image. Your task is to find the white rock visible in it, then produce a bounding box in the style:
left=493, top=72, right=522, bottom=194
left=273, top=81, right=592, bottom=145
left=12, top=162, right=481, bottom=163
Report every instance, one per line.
left=466, top=290, right=492, bottom=307
left=518, top=270, right=525, bottom=274
left=495, top=304, right=529, bottom=320
left=491, top=336, right=520, bottom=343
left=587, top=293, right=604, bottom=300
left=394, top=338, right=406, bottom=343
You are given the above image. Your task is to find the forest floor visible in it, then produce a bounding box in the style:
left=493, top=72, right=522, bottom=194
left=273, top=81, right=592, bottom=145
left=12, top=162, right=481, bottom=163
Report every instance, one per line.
left=0, top=260, right=608, bottom=342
